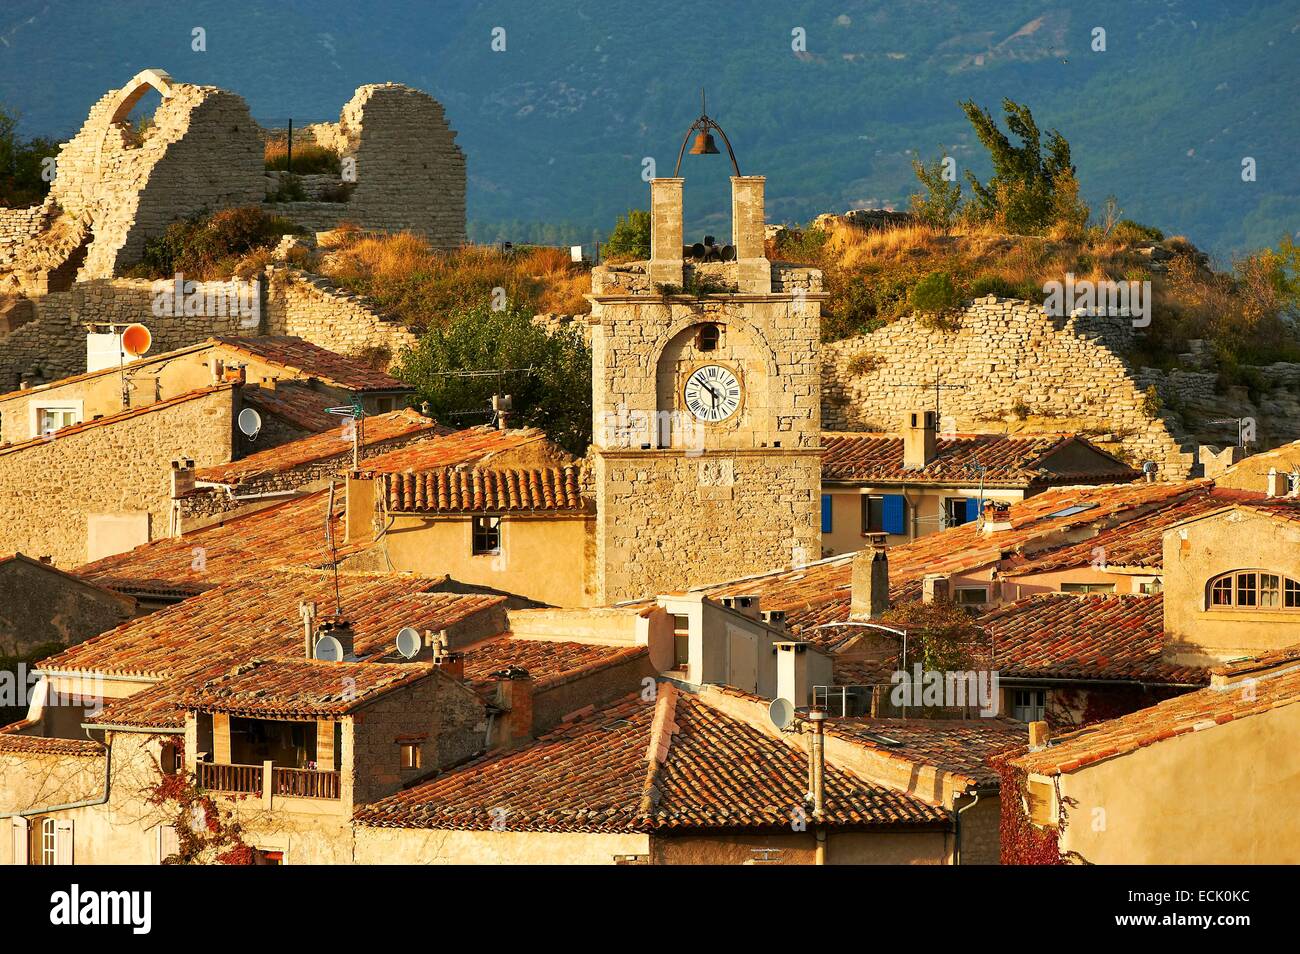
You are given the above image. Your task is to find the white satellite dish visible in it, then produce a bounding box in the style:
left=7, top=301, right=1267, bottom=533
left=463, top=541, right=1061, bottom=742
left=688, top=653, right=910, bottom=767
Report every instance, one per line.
left=237, top=407, right=263, bottom=439
left=768, top=697, right=795, bottom=732
left=395, top=627, right=421, bottom=660
left=313, top=634, right=344, bottom=662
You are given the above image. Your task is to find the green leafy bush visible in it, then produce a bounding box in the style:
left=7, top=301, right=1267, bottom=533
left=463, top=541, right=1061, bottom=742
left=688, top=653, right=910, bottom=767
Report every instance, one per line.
left=603, top=208, right=651, bottom=261
left=132, top=207, right=302, bottom=279
left=911, top=270, right=960, bottom=315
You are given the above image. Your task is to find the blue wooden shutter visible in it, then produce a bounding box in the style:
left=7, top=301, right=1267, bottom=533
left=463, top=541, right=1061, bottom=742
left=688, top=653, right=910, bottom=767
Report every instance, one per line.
left=882, top=494, right=905, bottom=535
left=821, top=494, right=833, bottom=533
left=965, top=498, right=982, bottom=524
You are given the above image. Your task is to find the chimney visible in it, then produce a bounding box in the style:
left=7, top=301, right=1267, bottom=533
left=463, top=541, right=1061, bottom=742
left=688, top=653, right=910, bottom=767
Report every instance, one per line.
left=922, top=573, right=950, bottom=604
left=345, top=474, right=376, bottom=543
left=300, top=601, right=317, bottom=658
left=223, top=364, right=246, bottom=385
left=209, top=358, right=224, bottom=385
left=315, top=617, right=355, bottom=660
left=647, top=178, right=684, bottom=288
left=903, top=410, right=937, bottom=470
left=850, top=547, right=889, bottom=620
left=731, top=176, right=771, bottom=293
left=432, top=630, right=464, bottom=680
left=775, top=641, right=811, bottom=708
left=982, top=500, right=1012, bottom=533
left=1267, top=468, right=1283, bottom=498
left=170, top=458, right=195, bottom=499
left=1028, top=721, right=1051, bottom=751
left=492, top=667, right=534, bottom=749
left=719, top=594, right=761, bottom=620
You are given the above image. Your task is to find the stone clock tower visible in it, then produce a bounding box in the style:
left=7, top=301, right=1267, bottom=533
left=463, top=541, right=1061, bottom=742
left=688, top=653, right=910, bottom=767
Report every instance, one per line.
left=588, top=166, right=824, bottom=603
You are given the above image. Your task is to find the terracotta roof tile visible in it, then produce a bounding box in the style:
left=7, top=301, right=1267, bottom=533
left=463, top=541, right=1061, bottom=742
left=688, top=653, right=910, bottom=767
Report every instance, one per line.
left=196, top=408, right=444, bottom=487
left=355, top=426, right=559, bottom=476
left=0, top=731, right=104, bottom=756
left=354, top=685, right=947, bottom=832
left=1014, top=662, right=1300, bottom=777
left=241, top=383, right=339, bottom=433
left=186, top=658, right=435, bottom=718
left=385, top=465, right=590, bottom=514
left=461, top=637, right=648, bottom=693
left=824, top=717, right=1028, bottom=787
left=821, top=431, right=1138, bottom=487
left=213, top=336, right=409, bottom=392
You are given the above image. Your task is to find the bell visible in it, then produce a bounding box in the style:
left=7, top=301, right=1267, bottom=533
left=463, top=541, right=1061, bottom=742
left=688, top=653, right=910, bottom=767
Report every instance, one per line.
left=689, top=130, right=720, bottom=155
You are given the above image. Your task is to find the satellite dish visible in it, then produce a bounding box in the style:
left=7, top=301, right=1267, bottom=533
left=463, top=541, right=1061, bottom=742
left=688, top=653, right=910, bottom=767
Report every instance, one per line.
left=237, top=407, right=262, bottom=438
left=768, top=697, right=795, bottom=731
left=121, top=323, right=152, bottom=357
left=395, top=627, right=421, bottom=660
left=313, top=634, right=344, bottom=662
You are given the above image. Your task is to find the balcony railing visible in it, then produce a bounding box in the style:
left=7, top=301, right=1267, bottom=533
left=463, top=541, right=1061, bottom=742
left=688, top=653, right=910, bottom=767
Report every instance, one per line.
left=273, top=766, right=340, bottom=800
left=197, top=761, right=341, bottom=800
left=197, top=761, right=263, bottom=795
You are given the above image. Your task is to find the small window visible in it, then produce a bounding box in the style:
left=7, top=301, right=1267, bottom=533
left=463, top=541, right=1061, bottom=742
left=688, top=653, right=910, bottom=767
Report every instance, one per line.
left=1260, top=573, right=1280, bottom=608
left=1012, top=689, right=1046, bottom=723
left=943, top=498, right=971, bottom=528
left=696, top=324, right=721, bottom=352
left=672, top=614, right=690, bottom=671
left=160, top=740, right=182, bottom=774
left=38, top=406, right=78, bottom=436
left=399, top=742, right=421, bottom=770
left=41, top=818, right=56, bottom=866
left=955, top=586, right=989, bottom=605
left=1210, top=576, right=1233, bottom=606
left=1061, top=582, right=1117, bottom=595
left=1288, top=578, right=1300, bottom=609
left=861, top=495, right=884, bottom=534
left=472, top=515, right=501, bottom=555
left=1139, top=580, right=1163, bottom=595
left=252, top=848, right=283, bottom=865
left=376, top=397, right=395, bottom=414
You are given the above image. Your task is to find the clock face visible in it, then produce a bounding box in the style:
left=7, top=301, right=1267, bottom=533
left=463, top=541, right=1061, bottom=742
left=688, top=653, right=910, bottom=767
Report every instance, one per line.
left=683, top=364, right=741, bottom=422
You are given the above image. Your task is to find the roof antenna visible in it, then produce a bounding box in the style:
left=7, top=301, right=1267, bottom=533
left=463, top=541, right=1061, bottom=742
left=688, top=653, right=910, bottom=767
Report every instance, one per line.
left=325, top=480, right=342, bottom=617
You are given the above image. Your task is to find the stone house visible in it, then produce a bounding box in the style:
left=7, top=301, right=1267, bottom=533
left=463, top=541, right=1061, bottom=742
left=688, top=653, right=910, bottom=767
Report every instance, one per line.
left=819, top=414, right=1138, bottom=556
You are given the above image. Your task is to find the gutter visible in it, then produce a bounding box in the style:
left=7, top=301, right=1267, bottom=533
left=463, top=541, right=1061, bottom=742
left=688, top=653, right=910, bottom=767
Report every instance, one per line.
left=0, top=730, right=112, bottom=820
left=952, top=788, right=981, bottom=866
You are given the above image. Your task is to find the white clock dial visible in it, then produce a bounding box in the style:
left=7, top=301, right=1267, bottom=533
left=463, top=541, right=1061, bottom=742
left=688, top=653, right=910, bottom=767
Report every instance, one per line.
left=683, top=365, right=741, bottom=422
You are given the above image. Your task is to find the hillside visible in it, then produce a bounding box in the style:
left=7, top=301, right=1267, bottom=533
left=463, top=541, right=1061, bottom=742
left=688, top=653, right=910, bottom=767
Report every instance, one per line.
left=1, top=0, right=1296, bottom=260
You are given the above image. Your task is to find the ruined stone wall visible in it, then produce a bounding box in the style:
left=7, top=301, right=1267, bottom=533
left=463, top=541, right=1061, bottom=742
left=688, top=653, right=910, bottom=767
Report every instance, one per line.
left=0, top=206, right=50, bottom=268
left=0, top=385, right=236, bottom=567
left=50, top=73, right=264, bottom=280
left=821, top=297, right=1195, bottom=477
left=263, top=267, right=416, bottom=365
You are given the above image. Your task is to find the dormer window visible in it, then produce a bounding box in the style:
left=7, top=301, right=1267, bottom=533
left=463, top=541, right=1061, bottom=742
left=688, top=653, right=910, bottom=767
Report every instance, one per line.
left=1208, top=570, right=1300, bottom=610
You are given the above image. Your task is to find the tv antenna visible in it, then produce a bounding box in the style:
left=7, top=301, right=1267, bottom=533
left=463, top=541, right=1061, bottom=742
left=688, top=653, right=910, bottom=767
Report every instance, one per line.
left=326, top=400, right=366, bottom=469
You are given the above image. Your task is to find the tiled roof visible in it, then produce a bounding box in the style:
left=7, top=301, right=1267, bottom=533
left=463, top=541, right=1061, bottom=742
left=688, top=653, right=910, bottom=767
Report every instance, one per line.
left=213, top=336, right=410, bottom=392
left=821, top=431, right=1137, bottom=487
left=0, top=731, right=105, bottom=756
left=1212, top=643, right=1300, bottom=679
left=242, top=383, right=340, bottom=433
left=186, top=658, right=434, bottom=718
left=1014, top=662, right=1300, bottom=777
left=385, top=465, right=590, bottom=514
left=461, top=637, right=648, bottom=693
left=354, top=684, right=947, bottom=833
left=652, top=480, right=1213, bottom=633
left=0, top=384, right=233, bottom=456
left=0, top=341, right=213, bottom=404
left=978, top=594, right=1207, bottom=685
left=1003, top=486, right=1268, bottom=576
left=75, top=488, right=357, bottom=598
left=824, top=717, right=1028, bottom=787
left=41, top=571, right=503, bottom=681
left=355, top=426, right=559, bottom=476
left=196, top=408, right=442, bottom=487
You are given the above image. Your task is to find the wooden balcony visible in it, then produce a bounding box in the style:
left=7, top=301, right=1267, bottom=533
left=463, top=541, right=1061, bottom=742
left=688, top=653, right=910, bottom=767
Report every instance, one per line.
left=197, top=761, right=340, bottom=800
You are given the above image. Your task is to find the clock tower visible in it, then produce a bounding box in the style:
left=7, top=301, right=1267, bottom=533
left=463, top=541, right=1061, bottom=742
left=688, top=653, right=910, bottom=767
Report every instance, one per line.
left=588, top=115, right=824, bottom=603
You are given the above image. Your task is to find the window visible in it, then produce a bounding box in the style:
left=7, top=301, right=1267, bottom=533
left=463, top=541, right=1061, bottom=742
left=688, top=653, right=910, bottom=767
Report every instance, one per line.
left=1012, top=689, right=1046, bottom=723
left=861, top=495, right=884, bottom=534
left=399, top=742, right=421, bottom=770
left=1061, top=582, right=1117, bottom=595
left=38, top=406, right=78, bottom=436
left=472, top=515, right=501, bottom=555
left=1138, top=579, right=1163, bottom=595
left=696, top=324, right=721, bottom=351
left=40, top=818, right=56, bottom=866
left=944, top=497, right=974, bottom=528
left=1207, top=570, right=1300, bottom=611
left=672, top=614, right=690, bottom=671
left=820, top=494, right=833, bottom=533
left=160, top=740, right=182, bottom=774
left=375, top=396, right=395, bottom=413
left=955, top=586, right=989, bottom=605
left=252, top=848, right=283, bottom=865
left=1047, top=503, right=1098, bottom=519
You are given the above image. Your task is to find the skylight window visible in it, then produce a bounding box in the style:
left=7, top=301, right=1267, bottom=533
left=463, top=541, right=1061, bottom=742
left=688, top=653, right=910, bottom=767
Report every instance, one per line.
left=1047, top=503, right=1098, bottom=519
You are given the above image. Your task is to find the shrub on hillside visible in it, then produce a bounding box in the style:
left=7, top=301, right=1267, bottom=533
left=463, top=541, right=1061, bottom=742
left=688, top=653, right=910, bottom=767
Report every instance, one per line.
left=909, top=148, right=963, bottom=228
left=911, top=270, right=960, bottom=316
left=0, top=103, right=58, bottom=208
left=131, top=207, right=302, bottom=279
left=1112, top=220, right=1165, bottom=244
left=603, top=208, right=651, bottom=261
left=263, top=139, right=342, bottom=175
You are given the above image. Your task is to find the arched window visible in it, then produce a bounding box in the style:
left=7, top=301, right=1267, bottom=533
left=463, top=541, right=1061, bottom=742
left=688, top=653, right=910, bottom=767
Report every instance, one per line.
left=1207, top=569, right=1300, bottom=610
left=696, top=323, right=721, bottom=352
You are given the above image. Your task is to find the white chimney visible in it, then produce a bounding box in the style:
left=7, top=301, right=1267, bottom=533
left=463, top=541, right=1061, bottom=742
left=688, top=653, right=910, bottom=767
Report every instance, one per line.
left=922, top=573, right=950, bottom=604
left=903, top=410, right=937, bottom=470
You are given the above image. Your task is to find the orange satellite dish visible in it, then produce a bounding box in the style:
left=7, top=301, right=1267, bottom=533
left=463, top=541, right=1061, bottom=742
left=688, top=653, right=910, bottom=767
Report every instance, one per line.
left=121, top=323, right=152, bottom=357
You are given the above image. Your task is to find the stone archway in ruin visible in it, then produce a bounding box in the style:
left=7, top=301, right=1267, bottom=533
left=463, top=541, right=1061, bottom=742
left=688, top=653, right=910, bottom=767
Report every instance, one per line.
left=94, top=69, right=174, bottom=179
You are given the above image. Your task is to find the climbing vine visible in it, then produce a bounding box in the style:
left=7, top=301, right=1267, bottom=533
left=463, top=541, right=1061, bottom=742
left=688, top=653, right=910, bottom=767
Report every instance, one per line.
left=144, top=735, right=253, bottom=865
left=991, top=750, right=1071, bottom=865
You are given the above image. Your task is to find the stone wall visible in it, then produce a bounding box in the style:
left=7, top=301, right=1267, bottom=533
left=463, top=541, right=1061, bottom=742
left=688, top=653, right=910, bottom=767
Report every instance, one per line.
left=0, top=385, right=237, bottom=567
left=263, top=267, right=417, bottom=364
left=0, top=206, right=50, bottom=268
left=0, top=556, right=136, bottom=658
left=821, top=297, right=1195, bottom=477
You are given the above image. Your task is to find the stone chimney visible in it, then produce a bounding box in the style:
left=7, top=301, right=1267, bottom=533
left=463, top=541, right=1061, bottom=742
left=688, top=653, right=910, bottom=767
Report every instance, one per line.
left=903, top=410, right=937, bottom=470
left=1028, top=720, right=1051, bottom=751
left=170, top=458, right=195, bottom=498
left=774, top=641, right=811, bottom=708
left=648, top=178, right=684, bottom=288
left=492, top=667, right=534, bottom=749
left=731, top=176, right=771, bottom=294
left=433, top=629, right=464, bottom=681
left=314, top=617, right=355, bottom=660
left=850, top=547, right=889, bottom=620
left=922, top=573, right=950, bottom=604
left=209, top=358, right=225, bottom=385
left=1268, top=468, right=1283, bottom=497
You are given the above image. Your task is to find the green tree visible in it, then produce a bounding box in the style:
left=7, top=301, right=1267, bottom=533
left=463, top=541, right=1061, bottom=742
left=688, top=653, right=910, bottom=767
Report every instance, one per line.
left=395, top=301, right=592, bottom=454
left=0, top=104, right=59, bottom=207
left=880, top=600, right=982, bottom=674
left=909, top=147, right=963, bottom=227
left=603, top=208, right=651, bottom=261
left=958, top=98, right=1087, bottom=235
